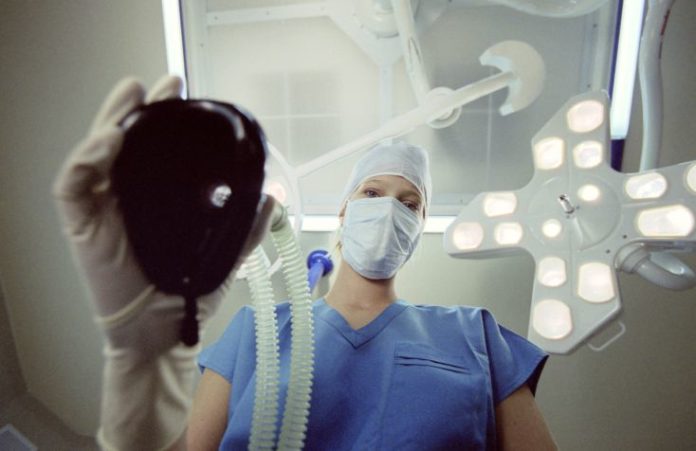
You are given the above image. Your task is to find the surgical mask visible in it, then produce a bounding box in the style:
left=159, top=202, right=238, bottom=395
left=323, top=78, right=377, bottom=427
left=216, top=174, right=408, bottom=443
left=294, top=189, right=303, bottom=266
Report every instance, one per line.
left=340, top=197, right=422, bottom=280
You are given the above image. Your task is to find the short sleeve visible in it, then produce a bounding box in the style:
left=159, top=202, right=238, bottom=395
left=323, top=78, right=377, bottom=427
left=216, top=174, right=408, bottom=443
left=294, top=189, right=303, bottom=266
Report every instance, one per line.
left=480, top=310, right=548, bottom=405
left=198, top=305, right=255, bottom=383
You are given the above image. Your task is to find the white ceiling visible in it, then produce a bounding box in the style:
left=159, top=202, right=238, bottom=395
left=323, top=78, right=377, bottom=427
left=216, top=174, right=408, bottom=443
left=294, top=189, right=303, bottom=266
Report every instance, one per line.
left=183, top=0, right=619, bottom=215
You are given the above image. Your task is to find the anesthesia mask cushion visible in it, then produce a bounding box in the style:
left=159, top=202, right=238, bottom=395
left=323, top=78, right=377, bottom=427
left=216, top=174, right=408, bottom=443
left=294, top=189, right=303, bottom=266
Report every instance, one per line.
left=112, top=99, right=266, bottom=307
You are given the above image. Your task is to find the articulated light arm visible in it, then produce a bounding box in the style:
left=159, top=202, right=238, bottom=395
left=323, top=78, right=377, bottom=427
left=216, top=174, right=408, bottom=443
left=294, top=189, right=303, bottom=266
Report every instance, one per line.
left=618, top=243, right=696, bottom=290
left=296, top=40, right=544, bottom=177
left=631, top=0, right=695, bottom=289
left=296, top=69, right=513, bottom=177
left=638, top=0, right=675, bottom=170
left=391, top=0, right=431, bottom=104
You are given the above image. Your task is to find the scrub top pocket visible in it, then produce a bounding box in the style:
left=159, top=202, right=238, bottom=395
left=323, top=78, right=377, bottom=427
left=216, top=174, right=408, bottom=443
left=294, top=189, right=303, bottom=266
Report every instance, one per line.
left=380, top=342, right=489, bottom=450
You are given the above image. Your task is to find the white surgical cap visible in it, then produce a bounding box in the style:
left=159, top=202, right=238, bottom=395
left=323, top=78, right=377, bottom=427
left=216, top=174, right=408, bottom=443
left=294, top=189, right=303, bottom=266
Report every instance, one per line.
left=340, top=141, right=432, bottom=217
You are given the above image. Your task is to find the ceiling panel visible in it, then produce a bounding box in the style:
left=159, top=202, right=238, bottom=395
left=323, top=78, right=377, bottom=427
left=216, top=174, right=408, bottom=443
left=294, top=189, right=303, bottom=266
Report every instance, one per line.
left=183, top=0, right=619, bottom=216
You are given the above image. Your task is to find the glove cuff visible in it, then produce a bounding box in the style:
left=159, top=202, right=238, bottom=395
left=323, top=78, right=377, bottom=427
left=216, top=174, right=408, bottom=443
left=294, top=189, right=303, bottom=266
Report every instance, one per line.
left=95, top=284, right=156, bottom=330
left=97, top=343, right=200, bottom=450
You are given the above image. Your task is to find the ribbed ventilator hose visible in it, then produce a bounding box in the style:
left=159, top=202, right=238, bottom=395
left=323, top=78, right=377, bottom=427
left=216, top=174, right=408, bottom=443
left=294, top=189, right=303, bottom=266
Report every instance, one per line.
left=247, top=246, right=281, bottom=450
left=272, top=218, right=315, bottom=450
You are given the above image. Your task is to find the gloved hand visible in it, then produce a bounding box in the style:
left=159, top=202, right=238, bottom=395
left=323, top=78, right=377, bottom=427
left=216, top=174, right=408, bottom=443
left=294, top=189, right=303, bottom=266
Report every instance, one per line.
left=53, top=76, right=275, bottom=450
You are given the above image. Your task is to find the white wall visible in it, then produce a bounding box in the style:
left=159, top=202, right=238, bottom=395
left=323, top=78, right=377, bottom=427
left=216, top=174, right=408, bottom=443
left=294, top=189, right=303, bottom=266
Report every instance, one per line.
left=0, top=0, right=169, bottom=435
left=0, top=0, right=694, bottom=448
left=0, top=281, right=25, bottom=405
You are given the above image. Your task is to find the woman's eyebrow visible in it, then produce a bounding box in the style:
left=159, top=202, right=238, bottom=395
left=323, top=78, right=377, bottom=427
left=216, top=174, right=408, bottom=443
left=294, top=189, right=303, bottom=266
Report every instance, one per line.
left=359, top=181, right=386, bottom=191
left=401, top=189, right=422, bottom=202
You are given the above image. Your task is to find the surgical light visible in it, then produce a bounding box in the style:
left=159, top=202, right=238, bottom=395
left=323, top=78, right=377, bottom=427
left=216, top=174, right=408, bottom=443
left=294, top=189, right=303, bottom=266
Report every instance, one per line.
left=578, top=184, right=601, bottom=202
left=636, top=205, right=695, bottom=237
left=542, top=219, right=563, bottom=238
left=537, top=257, right=567, bottom=287
left=566, top=100, right=604, bottom=133
left=533, top=137, right=564, bottom=170
left=686, top=164, right=696, bottom=193
left=533, top=300, right=573, bottom=340
left=577, top=262, right=615, bottom=303
left=573, top=141, right=603, bottom=168
left=625, top=172, right=668, bottom=199
left=483, top=192, right=517, bottom=217
left=444, top=90, right=696, bottom=354
left=494, top=222, right=523, bottom=245
left=452, top=222, right=484, bottom=250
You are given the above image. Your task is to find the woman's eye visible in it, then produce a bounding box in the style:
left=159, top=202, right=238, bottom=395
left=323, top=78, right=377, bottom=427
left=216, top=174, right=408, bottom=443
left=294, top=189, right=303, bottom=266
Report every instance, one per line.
left=403, top=201, right=420, bottom=212
left=365, top=189, right=379, bottom=198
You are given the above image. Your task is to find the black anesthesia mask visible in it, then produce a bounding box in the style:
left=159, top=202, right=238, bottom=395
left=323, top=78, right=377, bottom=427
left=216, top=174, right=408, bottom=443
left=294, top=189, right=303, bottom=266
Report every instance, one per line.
left=112, top=99, right=267, bottom=346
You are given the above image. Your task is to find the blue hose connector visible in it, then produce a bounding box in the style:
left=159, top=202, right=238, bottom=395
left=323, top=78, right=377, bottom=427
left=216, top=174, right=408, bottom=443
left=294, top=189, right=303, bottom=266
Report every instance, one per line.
left=306, top=250, right=333, bottom=292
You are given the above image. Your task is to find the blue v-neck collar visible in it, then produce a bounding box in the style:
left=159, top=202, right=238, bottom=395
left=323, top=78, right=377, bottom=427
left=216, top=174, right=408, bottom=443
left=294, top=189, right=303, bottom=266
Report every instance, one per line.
left=315, top=298, right=408, bottom=348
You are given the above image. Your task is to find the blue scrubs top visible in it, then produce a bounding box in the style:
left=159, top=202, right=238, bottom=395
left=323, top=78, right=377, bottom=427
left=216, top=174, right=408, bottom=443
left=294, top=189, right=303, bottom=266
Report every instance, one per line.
left=199, top=299, right=547, bottom=450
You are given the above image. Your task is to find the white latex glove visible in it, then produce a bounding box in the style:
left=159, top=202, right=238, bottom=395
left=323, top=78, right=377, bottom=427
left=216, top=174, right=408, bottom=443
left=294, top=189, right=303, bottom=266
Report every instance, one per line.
left=53, top=76, right=275, bottom=450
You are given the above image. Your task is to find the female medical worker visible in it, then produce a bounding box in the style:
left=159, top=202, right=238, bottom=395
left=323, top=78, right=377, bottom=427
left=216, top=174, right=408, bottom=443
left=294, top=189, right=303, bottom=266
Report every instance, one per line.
left=188, top=142, right=558, bottom=450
